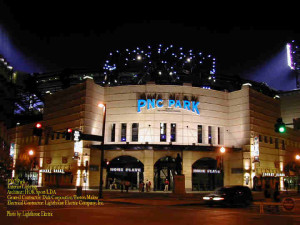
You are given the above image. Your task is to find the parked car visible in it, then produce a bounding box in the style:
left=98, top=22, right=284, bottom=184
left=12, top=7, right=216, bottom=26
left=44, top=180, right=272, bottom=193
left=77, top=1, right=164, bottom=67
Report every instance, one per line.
left=203, top=185, right=253, bottom=207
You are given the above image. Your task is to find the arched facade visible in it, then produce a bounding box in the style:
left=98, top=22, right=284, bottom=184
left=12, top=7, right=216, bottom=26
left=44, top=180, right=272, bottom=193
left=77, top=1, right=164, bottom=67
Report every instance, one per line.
left=9, top=79, right=300, bottom=192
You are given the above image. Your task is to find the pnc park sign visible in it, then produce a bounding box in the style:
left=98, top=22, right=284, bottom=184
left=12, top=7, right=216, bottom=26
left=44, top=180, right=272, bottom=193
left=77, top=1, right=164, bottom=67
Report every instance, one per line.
left=137, top=99, right=200, bottom=115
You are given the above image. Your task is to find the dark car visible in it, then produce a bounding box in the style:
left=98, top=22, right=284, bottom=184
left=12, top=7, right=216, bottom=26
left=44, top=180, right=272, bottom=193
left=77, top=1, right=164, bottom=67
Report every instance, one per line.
left=203, top=185, right=253, bottom=207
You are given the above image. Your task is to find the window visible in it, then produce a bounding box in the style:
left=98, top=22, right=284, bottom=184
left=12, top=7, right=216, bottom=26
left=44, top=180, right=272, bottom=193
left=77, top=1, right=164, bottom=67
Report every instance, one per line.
left=208, top=126, right=212, bottom=144
left=264, top=136, right=268, bottom=143
left=197, top=125, right=203, bottom=143
left=111, top=124, right=115, bottom=142
left=275, top=138, right=279, bottom=149
left=170, top=123, right=176, bottom=142
left=121, top=123, right=127, bottom=142
left=270, top=137, right=273, bottom=144
left=160, top=123, right=166, bottom=142
left=132, top=123, right=139, bottom=142
left=218, top=127, right=221, bottom=145
left=259, top=135, right=262, bottom=142
left=281, top=140, right=285, bottom=150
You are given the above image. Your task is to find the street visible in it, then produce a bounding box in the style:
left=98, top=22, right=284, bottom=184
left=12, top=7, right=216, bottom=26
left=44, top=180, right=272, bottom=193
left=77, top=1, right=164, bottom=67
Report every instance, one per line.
left=1, top=189, right=300, bottom=225
left=2, top=203, right=300, bottom=225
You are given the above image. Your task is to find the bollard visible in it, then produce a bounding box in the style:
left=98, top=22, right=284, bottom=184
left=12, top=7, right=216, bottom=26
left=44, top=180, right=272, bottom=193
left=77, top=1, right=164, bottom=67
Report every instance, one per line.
left=260, top=203, right=264, bottom=214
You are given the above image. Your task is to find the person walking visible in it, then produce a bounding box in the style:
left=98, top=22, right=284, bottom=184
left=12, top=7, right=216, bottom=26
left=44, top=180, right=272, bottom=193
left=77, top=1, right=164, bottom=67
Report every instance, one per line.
left=164, top=179, right=169, bottom=192
left=139, top=181, right=144, bottom=192
left=120, top=180, right=124, bottom=193
left=146, top=179, right=151, bottom=192
left=125, top=180, right=130, bottom=193
left=273, top=184, right=281, bottom=213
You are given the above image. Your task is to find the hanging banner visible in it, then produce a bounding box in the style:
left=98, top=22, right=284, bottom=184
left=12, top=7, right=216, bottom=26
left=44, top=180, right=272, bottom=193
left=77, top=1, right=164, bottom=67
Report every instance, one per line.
left=253, top=136, right=259, bottom=162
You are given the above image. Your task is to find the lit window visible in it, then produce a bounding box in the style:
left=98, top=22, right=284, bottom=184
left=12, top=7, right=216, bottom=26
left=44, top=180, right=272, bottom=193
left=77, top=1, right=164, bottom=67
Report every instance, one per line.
left=160, top=123, right=166, bottom=142
left=170, top=123, right=176, bottom=142
left=121, top=123, right=126, bottom=142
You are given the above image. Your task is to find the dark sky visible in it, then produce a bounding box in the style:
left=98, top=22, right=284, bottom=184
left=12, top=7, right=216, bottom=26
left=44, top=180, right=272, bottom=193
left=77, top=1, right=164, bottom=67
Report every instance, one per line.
left=1, top=2, right=299, bottom=91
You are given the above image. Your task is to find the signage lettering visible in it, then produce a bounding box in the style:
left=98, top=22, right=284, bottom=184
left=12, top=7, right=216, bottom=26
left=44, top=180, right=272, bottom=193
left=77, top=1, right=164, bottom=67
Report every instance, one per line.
left=192, top=169, right=221, bottom=174
left=40, top=169, right=65, bottom=174
left=137, top=99, right=200, bottom=115
left=110, top=168, right=142, bottom=173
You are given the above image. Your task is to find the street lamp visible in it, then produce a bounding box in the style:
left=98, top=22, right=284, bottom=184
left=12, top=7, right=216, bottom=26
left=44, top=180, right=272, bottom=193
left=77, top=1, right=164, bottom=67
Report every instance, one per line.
left=98, top=103, right=106, bottom=199
left=296, top=154, right=300, bottom=193
left=28, top=150, right=35, bottom=156
left=219, top=147, right=226, bottom=186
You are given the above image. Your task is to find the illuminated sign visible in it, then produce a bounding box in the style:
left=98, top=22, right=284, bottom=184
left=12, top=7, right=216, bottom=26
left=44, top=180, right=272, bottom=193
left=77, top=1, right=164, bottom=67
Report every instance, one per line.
left=252, top=136, right=259, bottom=162
left=192, top=169, right=221, bottom=174
left=9, top=143, right=15, bottom=157
left=137, top=99, right=200, bottom=115
left=40, top=169, right=65, bottom=174
left=262, top=172, right=285, bottom=177
left=110, top=168, right=142, bottom=172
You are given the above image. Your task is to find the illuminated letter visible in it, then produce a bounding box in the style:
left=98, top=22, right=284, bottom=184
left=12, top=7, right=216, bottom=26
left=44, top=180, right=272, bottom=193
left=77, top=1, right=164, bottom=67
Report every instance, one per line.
left=183, top=100, right=191, bottom=111
left=168, top=100, right=175, bottom=107
left=192, top=101, right=200, bottom=114
left=175, top=100, right=182, bottom=108
left=137, top=99, right=146, bottom=112
left=147, top=99, right=156, bottom=109
left=156, top=99, right=164, bottom=108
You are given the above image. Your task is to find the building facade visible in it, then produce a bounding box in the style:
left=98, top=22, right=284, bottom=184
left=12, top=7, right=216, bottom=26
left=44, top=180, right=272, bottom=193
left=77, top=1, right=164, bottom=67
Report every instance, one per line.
left=9, top=79, right=300, bottom=191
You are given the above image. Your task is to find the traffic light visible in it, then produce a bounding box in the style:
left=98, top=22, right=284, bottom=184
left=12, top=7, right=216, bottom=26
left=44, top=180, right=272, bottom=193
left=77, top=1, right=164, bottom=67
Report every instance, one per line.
left=33, top=122, right=43, bottom=136
left=65, top=128, right=73, bottom=140
left=274, top=118, right=286, bottom=133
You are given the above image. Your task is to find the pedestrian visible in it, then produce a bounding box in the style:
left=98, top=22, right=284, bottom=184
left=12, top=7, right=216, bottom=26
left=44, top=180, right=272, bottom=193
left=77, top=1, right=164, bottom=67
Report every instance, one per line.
left=164, top=179, right=169, bottom=192
left=125, top=180, right=130, bottom=193
left=146, top=179, right=151, bottom=192
left=284, top=179, right=289, bottom=191
left=120, top=180, right=124, bottom=193
left=139, top=181, right=144, bottom=192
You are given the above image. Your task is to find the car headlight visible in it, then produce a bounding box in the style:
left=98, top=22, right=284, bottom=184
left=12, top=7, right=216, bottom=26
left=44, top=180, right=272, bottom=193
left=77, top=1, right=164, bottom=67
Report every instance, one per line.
left=212, top=197, right=224, bottom=201
left=203, top=197, right=211, bottom=200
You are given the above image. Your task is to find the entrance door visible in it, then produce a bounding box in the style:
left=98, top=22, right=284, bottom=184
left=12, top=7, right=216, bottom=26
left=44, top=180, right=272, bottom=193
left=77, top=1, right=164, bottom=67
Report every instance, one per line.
left=154, top=156, right=176, bottom=191
left=106, top=156, right=144, bottom=190
left=192, top=157, right=223, bottom=191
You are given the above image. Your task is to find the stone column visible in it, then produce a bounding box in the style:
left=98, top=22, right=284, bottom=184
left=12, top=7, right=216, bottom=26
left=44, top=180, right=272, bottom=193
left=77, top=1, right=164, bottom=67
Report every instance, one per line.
left=143, top=150, right=154, bottom=190
left=183, top=151, right=193, bottom=191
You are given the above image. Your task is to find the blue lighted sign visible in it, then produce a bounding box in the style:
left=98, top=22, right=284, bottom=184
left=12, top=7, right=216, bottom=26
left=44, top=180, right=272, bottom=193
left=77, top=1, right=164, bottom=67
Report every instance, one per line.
left=137, top=99, right=200, bottom=115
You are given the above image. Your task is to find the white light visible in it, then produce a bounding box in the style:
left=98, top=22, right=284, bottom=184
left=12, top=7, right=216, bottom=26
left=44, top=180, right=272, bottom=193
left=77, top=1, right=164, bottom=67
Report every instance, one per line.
left=213, top=197, right=224, bottom=201
left=220, top=147, right=226, bottom=153
left=203, top=197, right=211, bottom=200
left=287, top=43, right=295, bottom=70
left=98, top=103, right=105, bottom=108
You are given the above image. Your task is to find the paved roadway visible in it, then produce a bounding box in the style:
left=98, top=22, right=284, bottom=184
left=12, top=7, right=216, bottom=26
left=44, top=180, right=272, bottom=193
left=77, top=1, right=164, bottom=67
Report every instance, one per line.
left=2, top=203, right=300, bottom=225
left=1, top=189, right=300, bottom=225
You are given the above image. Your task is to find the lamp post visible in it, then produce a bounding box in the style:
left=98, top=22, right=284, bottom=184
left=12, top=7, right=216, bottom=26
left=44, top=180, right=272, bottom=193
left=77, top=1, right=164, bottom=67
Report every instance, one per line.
left=296, top=154, right=300, bottom=193
left=220, top=147, right=226, bottom=186
left=98, top=103, right=106, bottom=199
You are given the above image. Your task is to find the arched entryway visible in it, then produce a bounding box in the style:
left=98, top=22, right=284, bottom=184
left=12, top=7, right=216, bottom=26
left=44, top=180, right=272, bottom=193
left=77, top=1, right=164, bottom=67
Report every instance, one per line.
left=154, top=156, right=176, bottom=191
left=192, top=157, right=223, bottom=191
left=106, top=156, right=144, bottom=190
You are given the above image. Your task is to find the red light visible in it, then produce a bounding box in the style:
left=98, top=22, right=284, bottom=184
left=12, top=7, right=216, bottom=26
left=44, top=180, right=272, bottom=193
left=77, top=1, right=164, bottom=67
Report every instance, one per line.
left=67, top=128, right=72, bottom=133
left=36, top=123, right=42, bottom=128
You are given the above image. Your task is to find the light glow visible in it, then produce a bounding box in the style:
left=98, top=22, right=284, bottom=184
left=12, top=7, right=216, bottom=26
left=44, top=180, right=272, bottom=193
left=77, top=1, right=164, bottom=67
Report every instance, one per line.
left=213, top=197, right=224, bottom=201
left=287, top=43, right=295, bottom=70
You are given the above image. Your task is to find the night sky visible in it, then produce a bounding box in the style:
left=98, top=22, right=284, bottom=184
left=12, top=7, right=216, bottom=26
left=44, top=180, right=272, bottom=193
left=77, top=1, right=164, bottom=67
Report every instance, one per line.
left=1, top=2, right=299, bottom=91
